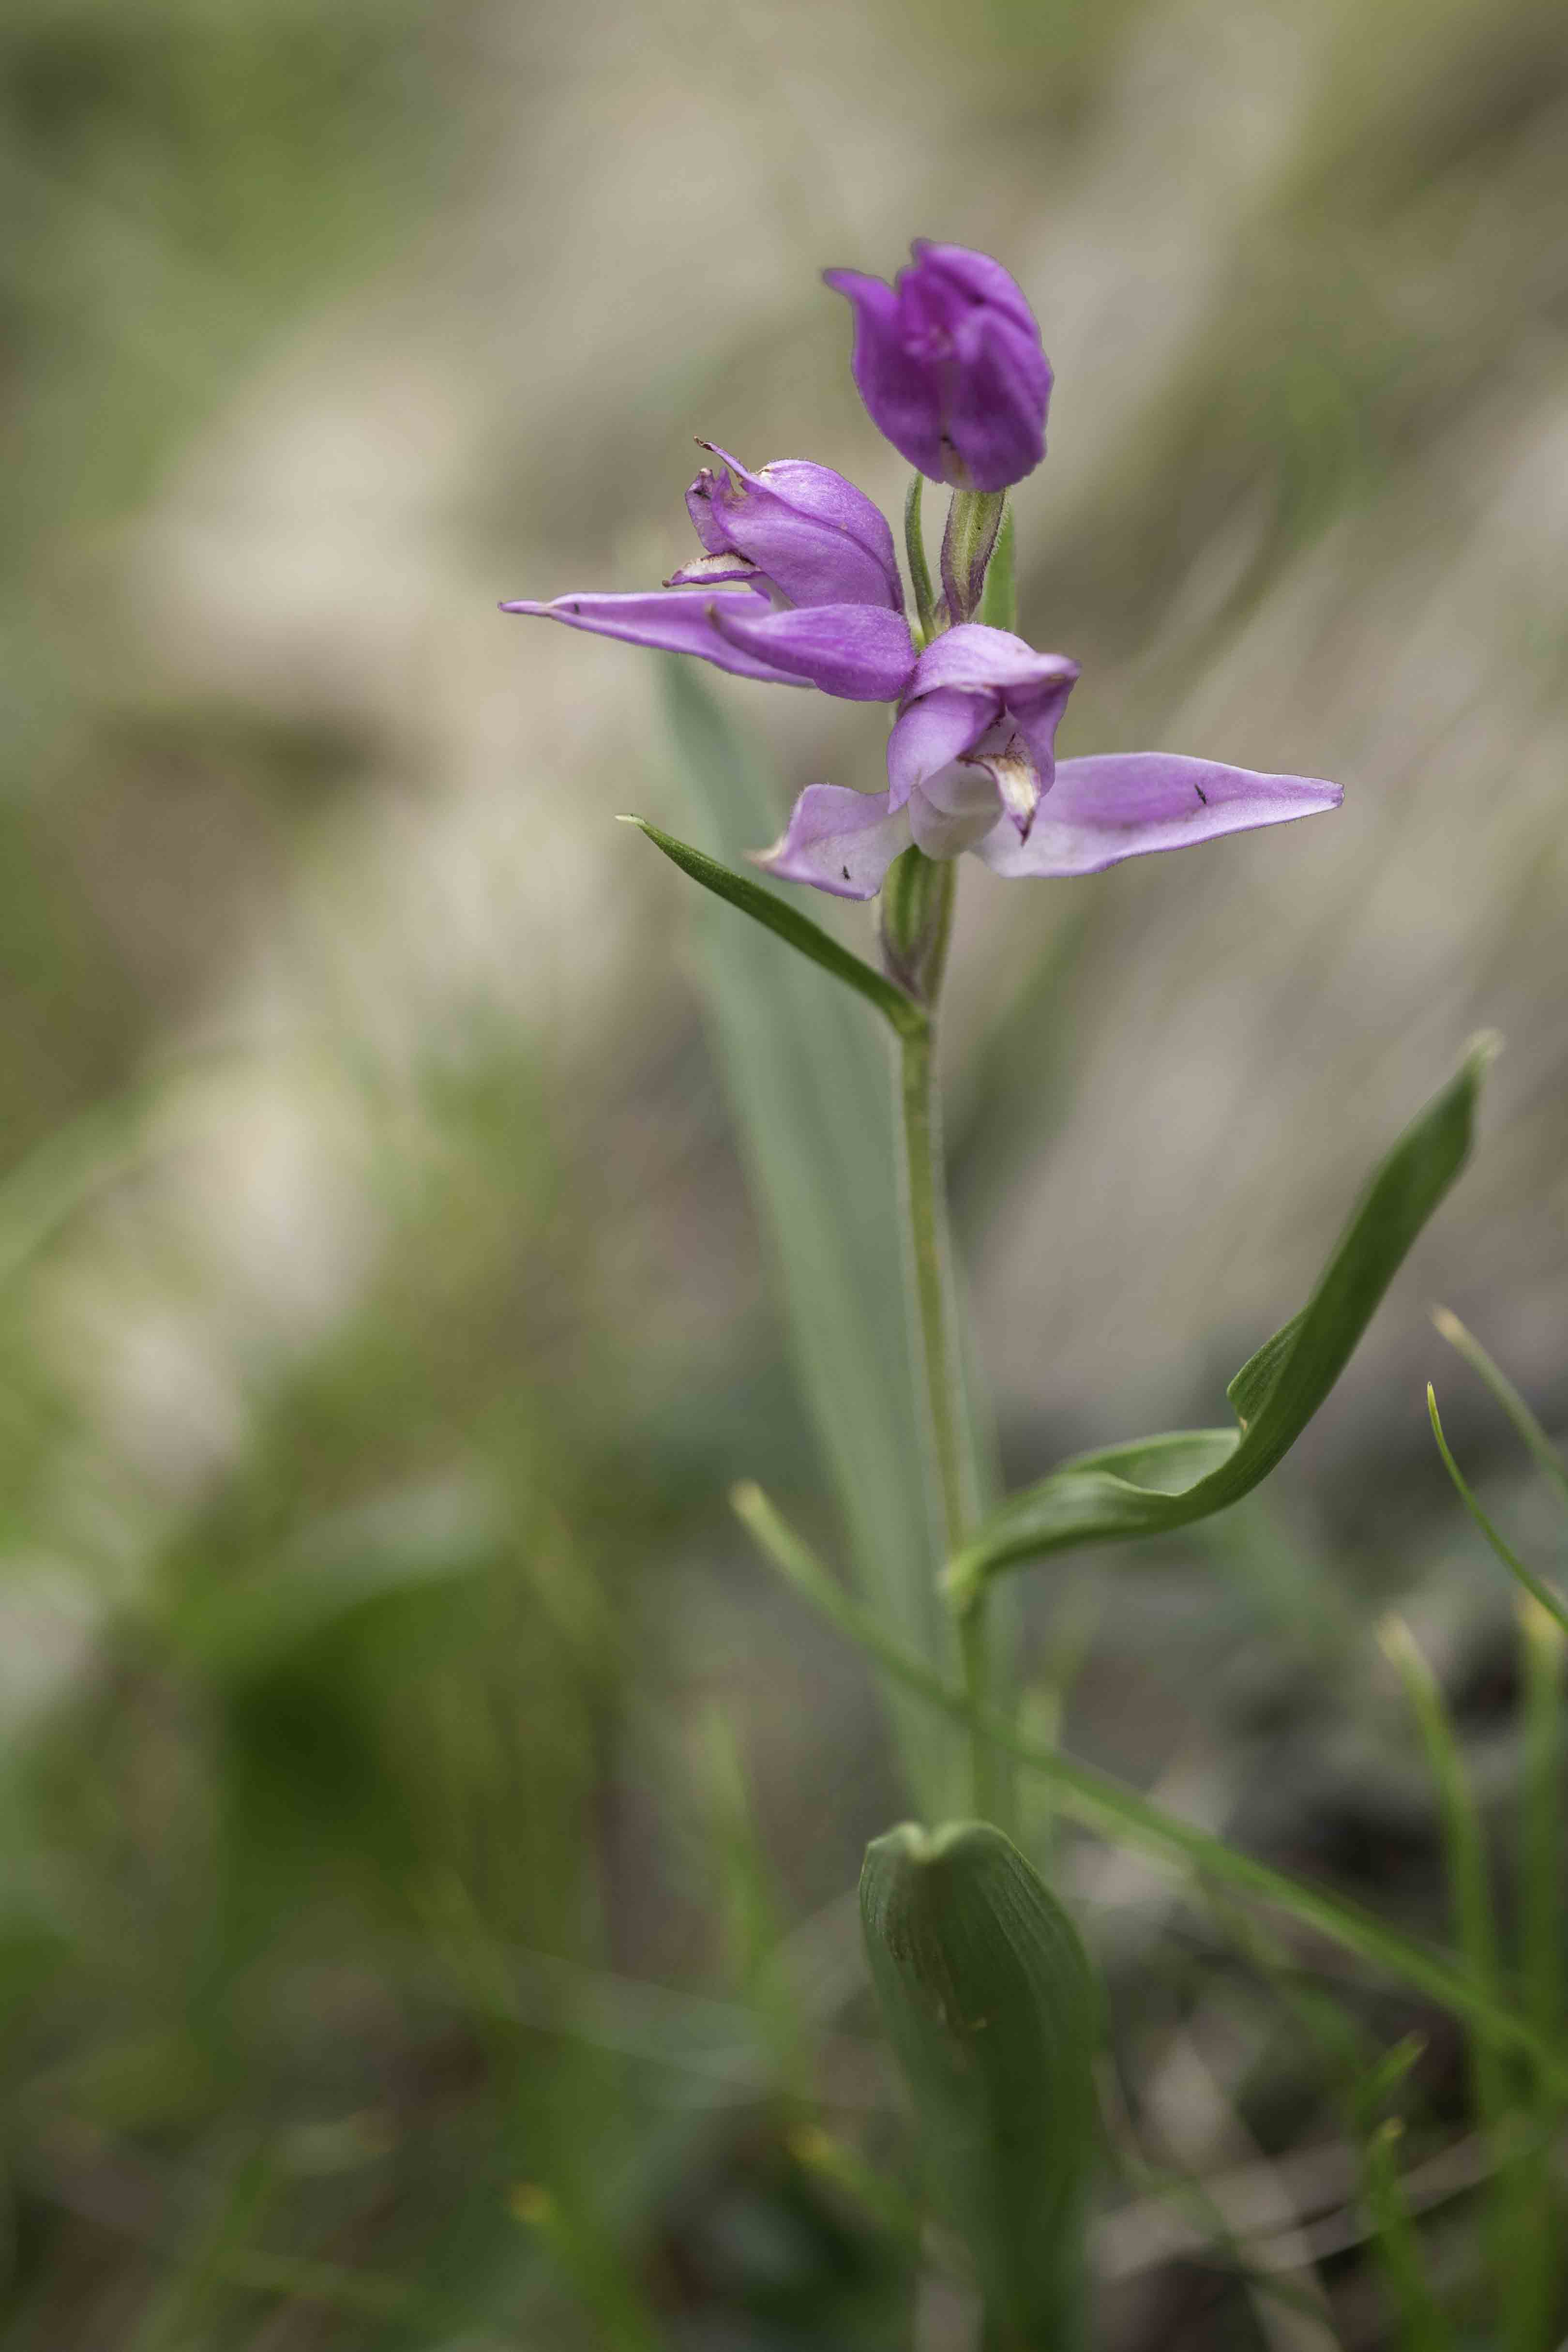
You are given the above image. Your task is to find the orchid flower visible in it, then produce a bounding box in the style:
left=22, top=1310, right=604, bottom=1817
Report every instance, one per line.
left=824, top=241, right=1053, bottom=493
left=502, top=448, right=915, bottom=701
left=504, top=451, right=1341, bottom=903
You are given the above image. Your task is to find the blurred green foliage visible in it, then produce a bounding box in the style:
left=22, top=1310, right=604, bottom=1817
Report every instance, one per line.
left=1, top=0, right=1568, bottom=2342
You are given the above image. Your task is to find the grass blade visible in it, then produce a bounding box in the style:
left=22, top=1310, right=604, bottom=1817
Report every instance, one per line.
left=1427, top=1386, right=1568, bottom=1634
left=1513, top=1597, right=1565, bottom=2348
left=1432, top=1307, right=1568, bottom=1513
left=1379, top=1615, right=1524, bottom=2343
left=1363, top=2120, right=1454, bottom=2352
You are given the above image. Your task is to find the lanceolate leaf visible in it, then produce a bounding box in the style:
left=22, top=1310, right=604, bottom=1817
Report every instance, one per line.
left=618, top=814, right=925, bottom=1040
left=945, top=1038, right=1495, bottom=1601
left=861, top=1821, right=1097, bottom=2348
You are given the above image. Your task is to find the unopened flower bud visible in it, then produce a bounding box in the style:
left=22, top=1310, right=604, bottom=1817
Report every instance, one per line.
left=824, top=241, right=1053, bottom=494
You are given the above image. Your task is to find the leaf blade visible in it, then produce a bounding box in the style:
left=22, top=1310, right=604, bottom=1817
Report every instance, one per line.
left=619, top=814, right=924, bottom=1038
left=946, top=1038, right=1495, bottom=1597
left=860, top=1820, right=1097, bottom=2345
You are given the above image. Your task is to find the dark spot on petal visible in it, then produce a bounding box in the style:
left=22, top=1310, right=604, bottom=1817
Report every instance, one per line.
left=1194, top=783, right=1207, bottom=804
left=842, top=864, right=851, bottom=880
left=569, top=602, right=581, bottom=614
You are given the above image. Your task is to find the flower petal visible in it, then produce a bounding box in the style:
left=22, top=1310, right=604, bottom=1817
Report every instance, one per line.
left=822, top=268, right=947, bottom=482
left=907, top=240, right=1041, bottom=340
left=829, top=244, right=1052, bottom=491
left=753, top=783, right=911, bottom=900
left=908, top=765, right=1002, bottom=859
left=886, top=685, right=995, bottom=810
left=690, top=448, right=903, bottom=612
left=939, top=312, right=1051, bottom=492
left=975, top=753, right=1343, bottom=878
left=907, top=623, right=1079, bottom=701
left=706, top=600, right=916, bottom=701
left=964, top=733, right=1040, bottom=835
left=1003, top=670, right=1077, bottom=797
left=500, top=589, right=811, bottom=685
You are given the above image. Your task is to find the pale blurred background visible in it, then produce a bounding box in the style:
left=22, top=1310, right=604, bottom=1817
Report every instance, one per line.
left=3, top=0, right=1568, bottom=2343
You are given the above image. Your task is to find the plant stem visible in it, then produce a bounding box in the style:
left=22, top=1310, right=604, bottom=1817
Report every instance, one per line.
left=732, top=1479, right=1568, bottom=2092
left=899, top=1023, right=968, bottom=1553
left=892, top=868, right=999, bottom=1820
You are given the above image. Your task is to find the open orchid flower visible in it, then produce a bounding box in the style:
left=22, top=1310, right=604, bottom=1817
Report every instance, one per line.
left=502, top=448, right=914, bottom=702
left=824, top=241, right=1053, bottom=493
left=504, top=443, right=1341, bottom=905
left=756, top=748, right=1343, bottom=902
left=748, top=617, right=1341, bottom=902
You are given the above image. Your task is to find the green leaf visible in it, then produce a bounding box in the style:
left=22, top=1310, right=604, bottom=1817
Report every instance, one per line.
left=619, top=814, right=925, bottom=1040
left=945, top=1037, right=1496, bottom=1600
left=860, top=1821, right=1097, bottom=2348
left=660, top=664, right=962, bottom=1811
left=733, top=1479, right=1568, bottom=2089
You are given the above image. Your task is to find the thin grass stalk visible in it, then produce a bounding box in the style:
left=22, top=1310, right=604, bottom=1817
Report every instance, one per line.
left=1364, top=2120, right=1455, bottom=2352
left=1379, top=1616, right=1517, bottom=2331
left=1428, top=1386, right=1568, bottom=1633
left=1512, top=1596, right=1565, bottom=2349
left=1433, top=1309, right=1568, bottom=1513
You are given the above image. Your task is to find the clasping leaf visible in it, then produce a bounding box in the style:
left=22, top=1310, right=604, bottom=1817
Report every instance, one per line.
left=945, top=1036, right=1496, bottom=1602
left=861, top=1820, right=1098, bottom=2347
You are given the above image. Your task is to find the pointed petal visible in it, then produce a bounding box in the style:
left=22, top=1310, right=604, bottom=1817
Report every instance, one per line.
left=500, top=588, right=809, bottom=685
left=907, top=240, right=1040, bottom=339
left=823, top=268, right=947, bottom=481
left=907, top=623, right=1079, bottom=700
left=693, top=447, right=903, bottom=612
left=908, top=765, right=1002, bottom=859
left=753, top=783, right=911, bottom=900
left=976, top=752, right=1343, bottom=878
left=707, top=600, right=915, bottom=701
left=885, top=685, right=994, bottom=810
left=940, top=312, right=1051, bottom=492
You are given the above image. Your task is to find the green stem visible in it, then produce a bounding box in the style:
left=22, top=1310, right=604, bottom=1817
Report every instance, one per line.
left=899, top=1022, right=967, bottom=1554
left=731, top=1479, right=1568, bottom=2092
left=893, top=881, right=997, bottom=1819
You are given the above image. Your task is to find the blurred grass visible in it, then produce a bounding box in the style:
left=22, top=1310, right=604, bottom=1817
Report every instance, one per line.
left=1, top=0, right=1567, bottom=2342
